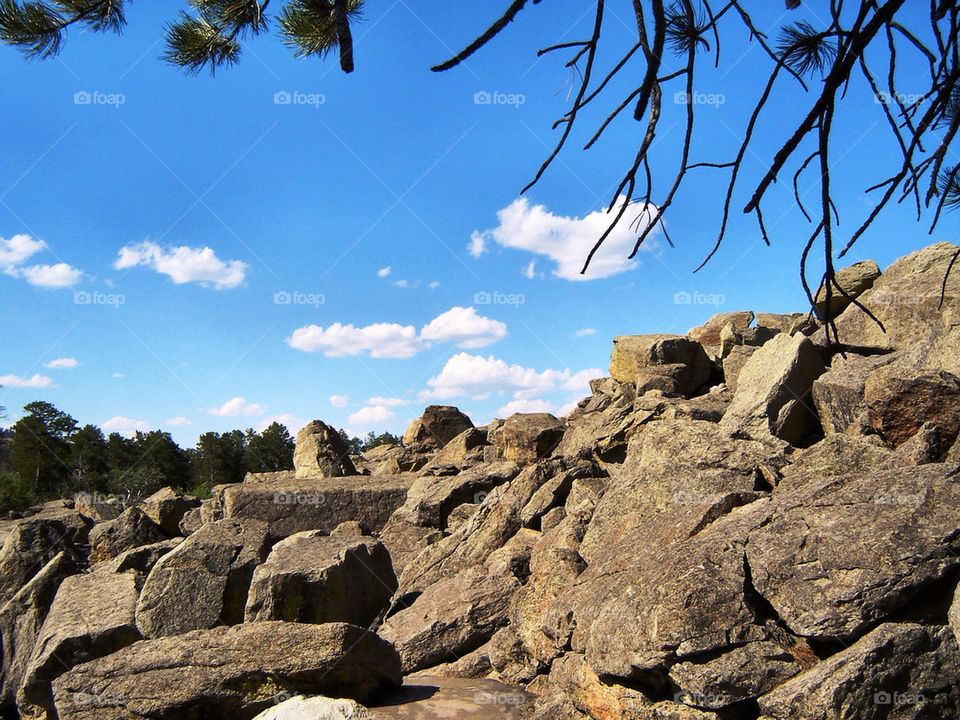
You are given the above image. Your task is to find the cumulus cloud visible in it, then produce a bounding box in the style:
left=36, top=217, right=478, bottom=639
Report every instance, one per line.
left=258, top=413, right=308, bottom=435
left=575, top=327, right=598, bottom=337
left=208, top=396, right=266, bottom=417
left=0, top=234, right=83, bottom=287
left=114, top=241, right=248, bottom=289
left=419, top=307, right=507, bottom=349
left=377, top=266, right=391, bottom=278
left=103, top=416, right=150, bottom=436
left=428, top=281, right=440, bottom=290
left=470, top=197, right=657, bottom=280
left=367, top=396, right=411, bottom=407
left=44, top=358, right=78, bottom=369
left=348, top=405, right=396, bottom=427
left=422, top=353, right=602, bottom=401
left=329, top=394, right=350, bottom=407
left=288, top=322, right=423, bottom=359
left=496, top=397, right=558, bottom=416
left=0, top=373, right=53, bottom=388
left=288, top=307, right=507, bottom=358
left=165, top=416, right=192, bottom=426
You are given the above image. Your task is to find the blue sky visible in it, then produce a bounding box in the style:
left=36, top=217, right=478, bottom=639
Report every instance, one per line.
left=0, top=1, right=952, bottom=446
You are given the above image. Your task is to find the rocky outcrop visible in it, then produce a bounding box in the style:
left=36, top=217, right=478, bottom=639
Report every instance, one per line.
left=140, top=487, right=200, bottom=535
left=89, top=507, right=167, bottom=563
left=610, top=334, right=712, bottom=396
left=490, top=414, right=565, bottom=464
left=406, top=406, right=474, bottom=449
left=719, top=333, right=826, bottom=445
left=294, top=420, right=357, bottom=478
left=51, top=622, right=401, bottom=719
left=688, top=311, right=756, bottom=347
left=813, top=258, right=881, bottom=319
left=135, top=518, right=270, bottom=638
left=244, top=531, right=396, bottom=627
left=0, top=516, right=90, bottom=605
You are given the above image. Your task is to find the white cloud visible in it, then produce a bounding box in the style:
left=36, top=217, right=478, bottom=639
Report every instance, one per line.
left=523, top=260, right=537, bottom=279
left=208, top=396, right=266, bottom=417
left=258, top=413, right=308, bottom=435
left=378, top=266, right=391, bottom=278
left=348, top=405, right=396, bottom=427
left=0, top=235, right=83, bottom=287
left=419, top=306, right=507, bottom=349
left=114, top=241, right=248, bottom=289
left=575, top=327, right=598, bottom=337
left=394, top=279, right=419, bottom=289
left=470, top=197, right=656, bottom=281
left=103, top=416, right=150, bottom=436
left=422, top=352, right=602, bottom=401
left=561, top=368, right=602, bottom=393
left=429, top=281, right=440, bottom=289
left=288, top=322, right=423, bottom=359
left=44, top=357, right=78, bottom=369
left=165, top=416, right=192, bottom=426
left=367, top=396, right=411, bottom=407
left=329, top=394, right=350, bottom=408
left=112, top=372, right=124, bottom=378
left=496, top=397, right=558, bottom=416
left=0, top=373, right=53, bottom=388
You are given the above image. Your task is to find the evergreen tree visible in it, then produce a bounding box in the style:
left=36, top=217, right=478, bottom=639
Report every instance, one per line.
left=70, top=424, right=110, bottom=493
left=244, top=422, right=294, bottom=473
left=10, top=401, right=78, bottom=496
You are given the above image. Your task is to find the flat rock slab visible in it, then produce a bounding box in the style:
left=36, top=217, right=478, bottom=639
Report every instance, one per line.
left=371, top=675, right=533, bottom=719
left=219, top=476, right=415, bottom=538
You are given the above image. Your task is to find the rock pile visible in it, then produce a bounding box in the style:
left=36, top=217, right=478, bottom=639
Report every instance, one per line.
left=2, top=242, right=960, bottom=719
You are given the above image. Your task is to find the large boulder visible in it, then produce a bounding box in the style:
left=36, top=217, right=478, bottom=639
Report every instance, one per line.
left=719, top=333, right=826, bottom=445
left=758, top=623, right=960, bottom=719
left=410, top=406, right=474, bottom=449
left=51, top=622, right=402, bottom=720
left=687, top=311, right=756, bottom=347
left=135, top=518, right=270, bottom=638
left=610, top=334, right=712, bottom=396
left=294, top=421, right=357, bottom=479
left=746, top=463, right=960, bottom=641
left=811, top=352, right=898, bottom=435
left=217, top=474, right=413, bottom=538
left=813, top=258, right=881, bottom=319
left=252, top=695, right=373, bottom=720
left=815, top=242, right=960, bottom=376
left=89, top=507, right=168, bottom=563
left=554, top=378, right=639, bottom=462
left=17, top=564, right=141, bottom=718
left=244, top=531, right=396, bottom=627
left=140, top=487, right=201, bottom=536
left=0, top=552, right=80, bottom=709
left=379, top=565, right=519, bottom=674
left=490, top=413, right=565, bottom=465
left=0, top=516, right=90, bottom=605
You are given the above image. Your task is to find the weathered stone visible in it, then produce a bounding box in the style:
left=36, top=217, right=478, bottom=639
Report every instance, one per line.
left=555, top=379, right=638, bottom=463
left=252, top=695, right=373, bottom=720
left=140, top=487, right=200, bottom=536
left=0, top=552, right=80, bottom=708
left=490, top=413, right=564, bottom=464
left=687, top=311, right=755, bottom=347
left=721, top=345, right=757, bottom=393
left=864, top=364, right=960, bottom=452
left=669, top=640, right=800, bottom=709
left=815, top=242, right=960, bottom=377
left=747, top=464, right=960, bottom=641
left=813, top=259, right=882, bottom=319
left=380, top=565, right=519, bottom=674
left=719, top=333, right=826, bottom=445
left=376, top=517, right=439, bottom=578
left=756, top=312, right=805, bottom=334
left=244, top=531, right=396, bottom=627
left=135, top=518, right=270, bottom=638
left=427, top=641, right=494, bottom=679
left=294, top=420, right=357, bottom=478
left=178, top=507, right=203, bottom=536
left=51, top=622, right=402, bottom=719
left=89, top=507, right=167, bottom=563
left=780, top=433, right=890, bottom=484
left=401, top=418, right=430, bottom=446
left=419, top=427, right=489, bottom=475
left=811, top=352, right=898, bottom=435
left=17, top=565, right=141, bottom=718
left=611, top=334, right=713, bottom=396
left=218, top=475, right=414, bottom=538
left=951, top=584, right=960, bottom=648
left=484, top=527, right=538, bottom=580
left=418, top=406, right=475, bottom=448
left=0, top=516, right=89, bottom=605
left=758, top=623, right=960, bottom=720
left=330, top=520, right=368, bottom=537
left=375, top=675, right=533, bottom=719
left=395, top=461, right=520, bottom=529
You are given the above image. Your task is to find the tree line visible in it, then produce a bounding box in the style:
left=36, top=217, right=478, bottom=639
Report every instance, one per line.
left=0, top=400, right=296, bottom=514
